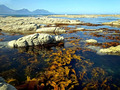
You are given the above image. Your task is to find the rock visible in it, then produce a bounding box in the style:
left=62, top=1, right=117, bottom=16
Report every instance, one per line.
left=54, top=36, right=64, bottom=42
left=8, top=40, right=17, bottom=47
left=0, top=16, right=83, bottom=33
left=0, top=77, right=17, bottom=90
left=8, top=33, right=64, bottom=48
left=51, top=24, right=56, bottom=27
left=95, top=30, right=103, bottom=33
left=102, top=20, right=120, bottom=26
left=86, top=39, right=97, bottom=43
left=36, top=27, right=66, bottom=33
left=75, top=28, right=85, bottom=30
left=1, top=24, right=39, bottom=32
left=97, top=45, right=120, bottom=55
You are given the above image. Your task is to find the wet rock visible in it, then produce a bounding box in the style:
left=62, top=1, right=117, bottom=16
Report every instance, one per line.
left=36, top=27, right=66, bottom=33
left=8, top=33, right=64, bottom=48
left=97, top=45, right=120, bottom=55
left=0, top=77, right=17, bottom=90
left=86, top=39, right=97, bottom=43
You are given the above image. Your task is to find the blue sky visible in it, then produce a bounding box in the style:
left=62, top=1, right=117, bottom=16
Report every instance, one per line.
left=0, top=0, right=120, bottom=14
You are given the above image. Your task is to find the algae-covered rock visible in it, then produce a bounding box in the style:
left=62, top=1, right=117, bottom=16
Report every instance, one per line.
left=8, top=33, right=64, bottom=48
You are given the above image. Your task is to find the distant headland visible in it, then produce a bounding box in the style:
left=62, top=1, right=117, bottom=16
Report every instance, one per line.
left=0, top=5, right=52, bottom=15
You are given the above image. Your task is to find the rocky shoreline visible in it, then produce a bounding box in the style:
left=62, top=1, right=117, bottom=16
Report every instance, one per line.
left=0, top=16, right=82, bottom=33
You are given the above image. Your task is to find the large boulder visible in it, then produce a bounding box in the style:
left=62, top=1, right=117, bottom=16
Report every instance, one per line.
left=36, top=27, right=66, bottom=33
left=8, top=33, right=64, bottom=48
left=0, top=77, right=17, bottom=90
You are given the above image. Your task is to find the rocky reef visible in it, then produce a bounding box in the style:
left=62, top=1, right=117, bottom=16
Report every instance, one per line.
left=0, top=16, right=82, bottom=33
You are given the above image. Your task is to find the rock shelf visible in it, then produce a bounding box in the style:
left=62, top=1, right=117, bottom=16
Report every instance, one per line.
left=0, top=16, right=82, bottom=33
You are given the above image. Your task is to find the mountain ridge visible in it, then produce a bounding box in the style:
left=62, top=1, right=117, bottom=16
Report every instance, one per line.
left=0, top=5, right=52, bottom=14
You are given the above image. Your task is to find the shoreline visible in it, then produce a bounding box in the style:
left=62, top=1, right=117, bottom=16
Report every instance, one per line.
left=49, top=14, right=120, bottom=18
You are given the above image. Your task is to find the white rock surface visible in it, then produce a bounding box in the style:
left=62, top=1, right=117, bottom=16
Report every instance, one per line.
left=0, top=77, right=17, bottom=90
left=75, top=28, right=85, bottom=30
left=36, top=27, right=66, bottom=33
left=86, top=39, right=97, bottom=43
left=8, top=33, right=64, bottom=48
left=97, top=45, right=120, bottom=55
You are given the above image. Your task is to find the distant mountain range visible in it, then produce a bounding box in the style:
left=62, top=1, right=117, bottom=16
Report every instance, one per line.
left=0, top=5, right=52, bottom=14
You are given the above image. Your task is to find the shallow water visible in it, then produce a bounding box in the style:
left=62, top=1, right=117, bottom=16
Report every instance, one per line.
left=0, top=16, right=120, bottom=89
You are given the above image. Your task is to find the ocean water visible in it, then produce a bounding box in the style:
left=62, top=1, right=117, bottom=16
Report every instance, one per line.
left=0, top=16, right=120, bottom=89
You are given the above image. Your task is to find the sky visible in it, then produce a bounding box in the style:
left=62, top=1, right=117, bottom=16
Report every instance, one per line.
left=0, top=0, right=120, bottom=14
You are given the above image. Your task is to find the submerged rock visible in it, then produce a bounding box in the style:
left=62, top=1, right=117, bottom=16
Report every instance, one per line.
left=36, top=27, right=66, bottom=33
left=8, top=33, right=64, bottom=48
left=0, top=77, right=17, bottom=90
left=86, top=39, right=97, bottom=43
left=97, top=45, right=120, bottom=55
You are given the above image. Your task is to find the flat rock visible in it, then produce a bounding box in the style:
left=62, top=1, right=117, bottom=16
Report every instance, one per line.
left=36, top=27, right=66, bottom=33
left=102, top=20, right=120, bottom=26
left=75, top=28, right=85, bottom=30
left=97, top=45, right=120, bottom=55
left=86, top=39, right=97, bottom=43
left=8, top=33, right=64, bottom=48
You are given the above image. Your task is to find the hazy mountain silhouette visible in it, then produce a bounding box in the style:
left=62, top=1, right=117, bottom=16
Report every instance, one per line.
left=0, top=5, right=52, bottom=14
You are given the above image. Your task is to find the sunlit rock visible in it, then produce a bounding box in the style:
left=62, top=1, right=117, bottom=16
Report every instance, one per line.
left=0, top=77, right=17, bottom=90
left=36, top=27, right=66, bottom=33
left=1, top=24, right=39, bottom=32
left=102, top=20, right=120, bottom=26
left=8, top=33, right=64, bottom=48
left=86, top=39, right=97, bottom=43
left=97, top=45, right=120, bottom=55
left=76, top=28, right=84, bottom=30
